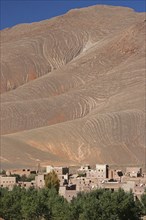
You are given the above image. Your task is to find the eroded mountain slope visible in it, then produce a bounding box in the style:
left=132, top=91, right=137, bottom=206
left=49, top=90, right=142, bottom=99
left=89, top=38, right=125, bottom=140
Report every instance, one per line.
left=0, top=5, right=145, bottom=168
left=1, top=5, right=144, bottom=94
left=1, top=108, right=145, bottom=168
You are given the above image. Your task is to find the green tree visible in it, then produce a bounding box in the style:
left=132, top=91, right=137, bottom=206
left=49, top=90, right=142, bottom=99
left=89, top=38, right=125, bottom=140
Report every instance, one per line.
left=0, top=186, right=22, bottom=220
left=68, top=189, right=142, bottom=220
left=45, top=170, right=60, bottom=192
left=45, top=188, right=69, bottom=220
left=141, top=192, right=146, bottom=215
left=0, top=169, right=6, bottom=175
left=0, top=186, right=143, bottom=220
left=10, top=174, right=21, bottom=182
left=117, top=171, right=123, bottom=182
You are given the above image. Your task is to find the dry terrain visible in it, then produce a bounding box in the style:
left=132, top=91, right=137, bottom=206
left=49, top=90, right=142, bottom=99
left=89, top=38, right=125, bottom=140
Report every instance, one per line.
left=0, top=5, right=146, bottom=168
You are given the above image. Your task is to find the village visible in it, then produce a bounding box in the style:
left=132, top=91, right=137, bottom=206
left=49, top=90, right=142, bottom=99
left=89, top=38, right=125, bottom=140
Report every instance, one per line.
left=0, top=164, right=146, bottom=202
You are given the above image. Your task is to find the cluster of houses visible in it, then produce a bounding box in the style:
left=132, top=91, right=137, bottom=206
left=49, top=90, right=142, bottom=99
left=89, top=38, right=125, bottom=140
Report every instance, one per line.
left=0, top=164, right=146, bottom=202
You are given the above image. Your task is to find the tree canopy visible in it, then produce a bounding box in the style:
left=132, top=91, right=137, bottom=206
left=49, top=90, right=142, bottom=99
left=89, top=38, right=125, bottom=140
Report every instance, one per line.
left=0, top=187, right=145, bottom=220
left=45, top=170, right=60, bottom=192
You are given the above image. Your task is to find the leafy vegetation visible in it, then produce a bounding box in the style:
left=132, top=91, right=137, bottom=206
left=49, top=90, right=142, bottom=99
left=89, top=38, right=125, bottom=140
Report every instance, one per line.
left=8, top=173, right=36, bottom=183
left=77, top=173, right=86, bottom=178
left=0, top=170, right=6, bottom=175
left=45, top=170, right=60, bottom=192
left=141, top=191, right=146, bottom=215
left=0, top=187, right=145, bottom=220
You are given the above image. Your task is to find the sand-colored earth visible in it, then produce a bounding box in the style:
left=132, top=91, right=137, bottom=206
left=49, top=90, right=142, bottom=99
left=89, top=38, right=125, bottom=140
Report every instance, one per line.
left=0, top=5, right=145, bottom=168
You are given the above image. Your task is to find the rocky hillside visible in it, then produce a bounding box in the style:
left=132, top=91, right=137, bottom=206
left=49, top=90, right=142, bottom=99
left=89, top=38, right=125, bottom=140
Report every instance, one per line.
left=0, top=5, right=145, bottom=168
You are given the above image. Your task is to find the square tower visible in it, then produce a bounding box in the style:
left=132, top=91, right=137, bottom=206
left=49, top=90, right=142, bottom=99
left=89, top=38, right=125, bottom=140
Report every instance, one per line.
left=96, top=164, right=109, bottom=179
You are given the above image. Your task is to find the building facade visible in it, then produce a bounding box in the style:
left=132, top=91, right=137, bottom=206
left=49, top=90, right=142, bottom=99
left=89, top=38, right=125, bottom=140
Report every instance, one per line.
left=96, top=164, right=109, bottom=179
left=0, top=176, right=16, bottom=188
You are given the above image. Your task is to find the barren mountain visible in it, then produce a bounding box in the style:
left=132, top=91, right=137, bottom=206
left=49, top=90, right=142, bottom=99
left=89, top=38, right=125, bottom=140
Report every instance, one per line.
left=0, top=5, right=145, bottom=168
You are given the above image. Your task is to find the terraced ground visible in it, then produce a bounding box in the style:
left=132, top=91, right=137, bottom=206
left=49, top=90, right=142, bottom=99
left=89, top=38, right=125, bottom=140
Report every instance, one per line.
left=0, top=5, right=145, bottom=168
